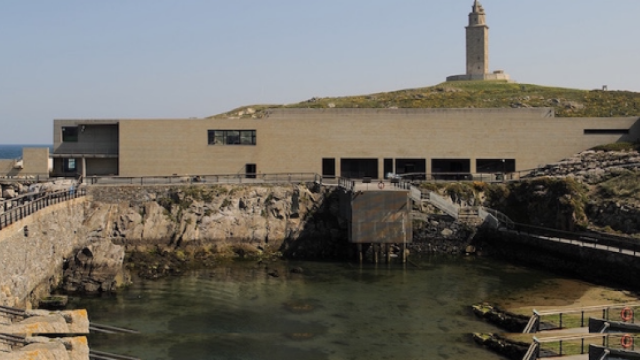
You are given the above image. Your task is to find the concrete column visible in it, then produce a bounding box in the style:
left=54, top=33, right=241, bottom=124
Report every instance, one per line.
left=81, top=157, right=86, bottom=179
left=378, top=158, right=384, bottom=180
left=470, top=158, right=476, bottom=174
left=425, top=158, right=431, bottom=178
left=336, top=158, right=342, bottom=178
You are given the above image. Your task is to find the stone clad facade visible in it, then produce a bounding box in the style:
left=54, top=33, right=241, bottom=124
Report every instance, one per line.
left=52, top=108, right=640, bottom=179
left=0, top=148, right=50, bottom=179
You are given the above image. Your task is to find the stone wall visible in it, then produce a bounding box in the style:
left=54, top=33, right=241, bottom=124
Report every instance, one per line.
left=0, top=198, right=90, bottom=308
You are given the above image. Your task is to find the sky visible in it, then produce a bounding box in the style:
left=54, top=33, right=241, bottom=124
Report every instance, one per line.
left=1, top=0, right=639, bottom=144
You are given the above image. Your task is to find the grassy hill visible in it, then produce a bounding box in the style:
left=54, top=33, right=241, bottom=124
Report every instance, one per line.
left=211, top=81, right=640, bottom=119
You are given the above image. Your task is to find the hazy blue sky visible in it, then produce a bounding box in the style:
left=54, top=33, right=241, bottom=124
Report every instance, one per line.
left=1, top=0, right=639, bottom=144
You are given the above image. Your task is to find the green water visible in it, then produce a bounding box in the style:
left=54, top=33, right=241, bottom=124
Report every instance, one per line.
left=69, top=256, right=550, bottom=360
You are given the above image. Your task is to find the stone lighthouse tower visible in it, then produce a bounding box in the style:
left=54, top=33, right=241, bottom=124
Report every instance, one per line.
left=446, top=0, right=511, bottom=82
left=466, top=0, right=489, bottom=76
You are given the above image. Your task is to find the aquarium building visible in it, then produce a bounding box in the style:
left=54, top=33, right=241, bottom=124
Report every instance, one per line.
left=51, top=108, right=640, bottom=179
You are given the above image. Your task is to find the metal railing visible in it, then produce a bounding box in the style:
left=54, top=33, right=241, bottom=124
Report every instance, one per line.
left=510, top=223, right=640, bottom=255
left=480, top=207, right=515, bottom=229
left=524, top=304, right=640, bottom=333
left=478, top=208, right=501, bottom=229
left=86, top=173, right=320, bottom=186
left=0, top=188, right=86, bottom=230
left=0, top=175, right=47, bottom=183
left=525, top=334, right=608, bottom=360
left=427, top=192, right=460, bottom=220
left=522, top=341, right=540, bottom=360
left=524, top=333, right=640, bottom=360
left=397, top=172, right=505, bottom=182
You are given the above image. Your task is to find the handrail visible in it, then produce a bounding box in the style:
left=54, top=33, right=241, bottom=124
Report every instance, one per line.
left=534, top=303, right=640, bottom=317
left=534, top=333, right=608, bottom=343
left=511, top=222, right=640, bottom=255
left=480, top=207, right=515, bottom=229
left=522, top=341, right=540, bottom=360
left=0, top=188, right=86, bottom=230
left=427, top=192, right=460, bottom=220
left=523, top=314, right=540, bottom=334
left=526, top=334, right=640, bottom=360
left=599, top=322, right=610, bottom=334
left=86, top=173, right=320, bottom=186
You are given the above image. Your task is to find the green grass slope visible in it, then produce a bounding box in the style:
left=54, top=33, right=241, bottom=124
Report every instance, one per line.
left=211, top=81, right=640, bottom=119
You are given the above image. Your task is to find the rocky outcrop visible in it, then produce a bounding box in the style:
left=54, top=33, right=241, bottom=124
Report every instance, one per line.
left=516, top=150, right=640, bottom=235
left=85, top=183, right=346, bottom=257
left=473, top=333, right=529, bottom=360
left=412, top=215, right=477, bottom=254
left=71, top=184, right=349, bottom=278
left=62, top=239, right=126, bottom=293
left=587, top=199, right=640, bottom=234
left=471, top=304, right=530, bottom=333
left=528, top=149, right=640, bottom=184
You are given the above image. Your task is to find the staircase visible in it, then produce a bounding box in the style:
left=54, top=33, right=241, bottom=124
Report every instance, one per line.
left=408, top=186, right=513, bottom=228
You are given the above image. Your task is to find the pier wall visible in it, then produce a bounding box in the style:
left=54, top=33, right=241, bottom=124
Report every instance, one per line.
left=0, top=198, right=89, bottom=308
left=477, top=229, right=640, bottom=290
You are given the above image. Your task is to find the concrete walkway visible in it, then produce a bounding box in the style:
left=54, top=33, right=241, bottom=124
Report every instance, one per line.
left=501, top=229, right=640, bottom=258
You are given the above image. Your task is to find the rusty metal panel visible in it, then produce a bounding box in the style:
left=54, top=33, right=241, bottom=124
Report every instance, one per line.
left=338, top=189, right=351, bottom=219
left=348, top=191, right=412, bottom=244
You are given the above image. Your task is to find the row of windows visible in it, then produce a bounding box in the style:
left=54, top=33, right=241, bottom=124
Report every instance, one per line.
left=208, top=130, right=256, bottom=145
left=63, top=126, right=629, bottom=146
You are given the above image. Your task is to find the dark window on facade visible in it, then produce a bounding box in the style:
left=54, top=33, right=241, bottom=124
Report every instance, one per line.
left=322, top=158, right=336, bottom=178
left=476, top=159, right=515, bottom=173
left=584, top=129, right=629, bottom=135
left=208, top=130, right=256, bottom=145
left=340, top=159, right=378, bottom=179
left=395, top=159, right=426, bottom=180
left=432, top=159, right=471, bottom=180
left=64, top=158, right=76, bottom=172
left=245, top=164, right=256, bottom=179
left=62, top=127, right=79, bottom=142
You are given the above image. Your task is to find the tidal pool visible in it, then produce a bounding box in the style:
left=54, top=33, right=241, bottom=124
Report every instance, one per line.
left=68, top=256, right=576, bottom=360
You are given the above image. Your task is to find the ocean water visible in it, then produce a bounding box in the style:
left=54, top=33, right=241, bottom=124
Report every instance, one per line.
left=0, top=144, right=53, bottom=159
left=69, top=257, right=559, bottom=360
